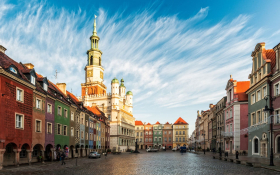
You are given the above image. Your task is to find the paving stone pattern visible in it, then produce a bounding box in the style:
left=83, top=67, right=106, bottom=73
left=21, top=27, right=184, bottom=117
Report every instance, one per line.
left=0, top=151, right=279, bottom=175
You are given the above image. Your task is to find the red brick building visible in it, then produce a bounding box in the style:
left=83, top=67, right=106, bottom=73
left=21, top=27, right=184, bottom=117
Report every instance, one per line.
left=144, top=123, right=153, bottom=149
left=0, top=47, right=35, bottom=168
left=163, top=122, right=173, bottom=149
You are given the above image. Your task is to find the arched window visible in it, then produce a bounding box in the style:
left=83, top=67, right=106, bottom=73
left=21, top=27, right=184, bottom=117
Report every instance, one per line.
left=90, top=56, right=93, bottom=65
left=254, top=138, right=258, bottom=153
left=99, top=57, right=101, bottom=66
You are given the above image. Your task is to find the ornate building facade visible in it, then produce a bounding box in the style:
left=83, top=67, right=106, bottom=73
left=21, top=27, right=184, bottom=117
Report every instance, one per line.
left=78, top=17, right=135, bottom=152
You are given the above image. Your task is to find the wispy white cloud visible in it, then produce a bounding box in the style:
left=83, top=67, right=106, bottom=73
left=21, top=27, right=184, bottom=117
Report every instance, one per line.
left=0, top=1, right=264, bottom=134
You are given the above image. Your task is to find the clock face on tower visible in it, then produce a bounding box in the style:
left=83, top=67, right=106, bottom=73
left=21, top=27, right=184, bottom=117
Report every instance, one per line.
left=87, top=70, right=93, bottom=77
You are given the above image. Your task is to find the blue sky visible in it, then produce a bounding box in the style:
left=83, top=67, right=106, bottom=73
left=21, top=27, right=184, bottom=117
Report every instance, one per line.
left=1, top=0, right=280, bottom=136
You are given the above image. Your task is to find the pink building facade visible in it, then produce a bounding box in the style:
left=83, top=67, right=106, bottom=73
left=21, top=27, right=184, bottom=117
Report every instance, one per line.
left=224, top=76, right=249, bottom=154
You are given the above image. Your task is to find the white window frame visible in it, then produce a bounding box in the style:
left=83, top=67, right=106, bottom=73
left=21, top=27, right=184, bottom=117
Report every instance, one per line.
left=16, top=87, right=24, bottom=103
left=262, top=86, right=267, bottom=99
left=251, top=112, right=256, bottom=126
left=47, top=122, right=52, bottom=134
left=15, top=113, right=24, bottom=129
left=275, top=83, right=280, bottom=96
left=71, top=127, right=74, bottom=136
left=71, top=112, right=74, bottom=121
left=43, top=83, right=47, bottom=91
left=57, top=124, right=62, bottom=135
left=47, top=103, right=52, bottom=114
left=252, top=136, right=260, bottom=155
left=57, top=106, right=62, bottom=116
left=63, top=125, right=67, bottom=136
left=251, top=93, right=256, bottom=104
left=64, top=109, right=68, bottom=118
left=36, top=98, right=42, bottom=110
left=31, top=75, right=35, bottom=85
left=257, top=90, right=261, bottom=102
left=35, top=119, right=42, bottom=133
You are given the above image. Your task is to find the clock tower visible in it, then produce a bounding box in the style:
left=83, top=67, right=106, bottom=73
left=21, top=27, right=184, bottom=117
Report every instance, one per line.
left=81, top=16, right=106, bottom=96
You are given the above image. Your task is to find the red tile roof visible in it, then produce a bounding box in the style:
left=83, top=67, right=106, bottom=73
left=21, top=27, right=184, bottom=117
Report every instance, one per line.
left=146, top=123, right=151, bottom=125
left=86, top=106, right=102, bottom=116
left=236, top=81, right=250, bottom=101
left=264, top=49, right=276, bottom=69
left=174, top=117, right=188, bottom=125
left=155, top=121, right=160, bottom=124
left=135, top=120, right=144, bottom=125
left=66, top=91, right=80, bottom=102
left=165, top=122, right=170, bottom=124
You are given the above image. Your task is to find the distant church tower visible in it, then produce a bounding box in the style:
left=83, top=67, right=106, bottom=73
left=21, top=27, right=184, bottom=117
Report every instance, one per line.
left=81, top=16, right=106, bottom=96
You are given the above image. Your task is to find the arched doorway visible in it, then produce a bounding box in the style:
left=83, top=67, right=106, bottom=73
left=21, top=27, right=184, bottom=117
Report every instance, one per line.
left=75, top=145, right=80, bottom=157
left=19, top=143, right=30, bottom=164
left=85, top=145, right=88, bottom=156
left=3, top=143, right=17, bottom=166
left=70, top=145, right=74, bottom=158
left=32, top=144, right=44, bottom=163
left=45, top=144, right=53, bottom=161
left=80, top=145, right=84, bottom=157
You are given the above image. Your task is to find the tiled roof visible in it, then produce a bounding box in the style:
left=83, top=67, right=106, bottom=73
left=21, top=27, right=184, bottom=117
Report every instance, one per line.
left=165, top=122, right=170, bottom=124
left=146, top=123, right=151, bottom=125
left=174, top=117, right=188, bottom=125
left=155, top=121, right=160, bottom=124
left=265, top=49, right=276, bottom=69
left=0, top=52, right=32, bottom=83
left=236, top=81, right=250, bottom=101
left=135, top=120, right=144, bottom=125
left=86, top=106, right=102, bottom=116
left=66, top=91, right=80, bottom=102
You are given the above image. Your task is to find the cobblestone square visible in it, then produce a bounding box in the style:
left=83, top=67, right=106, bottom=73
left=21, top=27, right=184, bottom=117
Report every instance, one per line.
left=0, top=151, right=279, bottom=175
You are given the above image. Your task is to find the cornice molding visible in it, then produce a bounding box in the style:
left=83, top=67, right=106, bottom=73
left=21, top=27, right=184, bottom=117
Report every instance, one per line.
left=246, top=77, right=268, bottom=94
left=0, top=68, right=36, bottom=90
left=34, top=90, right=46, bottom=98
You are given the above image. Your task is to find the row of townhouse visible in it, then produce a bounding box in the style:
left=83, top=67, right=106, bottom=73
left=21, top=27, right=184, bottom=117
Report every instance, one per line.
left=0, top=45, right=110, bottom=169
left=190, top=42, right=280, bottom=159
left=134, top=117, right=189, bottom=150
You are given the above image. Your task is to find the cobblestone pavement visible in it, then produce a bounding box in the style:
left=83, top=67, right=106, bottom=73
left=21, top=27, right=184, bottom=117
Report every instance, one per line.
left=0, top=150, right=279, bottom=175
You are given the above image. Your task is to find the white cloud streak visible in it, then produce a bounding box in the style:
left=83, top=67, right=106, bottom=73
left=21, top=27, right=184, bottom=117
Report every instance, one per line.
left=0, top=1, right=264, bottom=134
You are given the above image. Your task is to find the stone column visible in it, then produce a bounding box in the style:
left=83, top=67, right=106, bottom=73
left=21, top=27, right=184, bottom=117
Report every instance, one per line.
left=50, top=149, right=54, bottom=161
left=77, top=148, right=81, bottom=157
left=41, top=150, right=45, bottom=163
left=0, top=149, right=5, bottom=170
left=13, top=149, right=20, bottom=167
left=27, top=150, right=32, bottom=165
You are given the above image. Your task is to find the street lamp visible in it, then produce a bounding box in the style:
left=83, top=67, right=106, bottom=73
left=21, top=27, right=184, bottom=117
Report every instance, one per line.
left=202, top=132, right=205, bottom=155
left=218, top=126, right=222, bottom=157
left=263, top=95, right=276, bottom=166
left=194, top=136, right=196, bottom=152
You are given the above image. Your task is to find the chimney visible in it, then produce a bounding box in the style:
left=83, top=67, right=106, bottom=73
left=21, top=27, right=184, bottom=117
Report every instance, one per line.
left=56, top=83, right=67, bottom=95
left=209, top=104, right=213, bottom=108
left=92, top=103, right=96, bottom=107
left=23, top=63, right=34, bottom=69
left=0, top=45, right=7, bottom=54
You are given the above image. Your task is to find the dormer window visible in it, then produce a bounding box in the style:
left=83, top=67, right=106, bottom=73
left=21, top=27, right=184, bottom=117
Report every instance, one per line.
left=43, top=83, right=47, bottom=91
left=31, top=75, right=35, bottom=85
left=9, top=67, right=17, bottom=74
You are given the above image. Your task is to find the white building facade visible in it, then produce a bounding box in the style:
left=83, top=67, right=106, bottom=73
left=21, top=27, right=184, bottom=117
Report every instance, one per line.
left=78, top=17, right=135, bottom=152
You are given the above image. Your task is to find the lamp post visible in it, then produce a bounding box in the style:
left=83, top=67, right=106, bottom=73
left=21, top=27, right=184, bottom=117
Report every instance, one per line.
left=202, top=132, right=205, bottom=155
left=217, top=126, right=222, bottom=157
left=263, top=95, right=276, bottom=166
left=194, top=136, right=196, bottom=152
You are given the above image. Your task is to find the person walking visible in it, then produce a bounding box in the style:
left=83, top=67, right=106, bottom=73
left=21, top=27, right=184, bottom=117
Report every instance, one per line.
left=61, top=152, right=66, bottom=165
